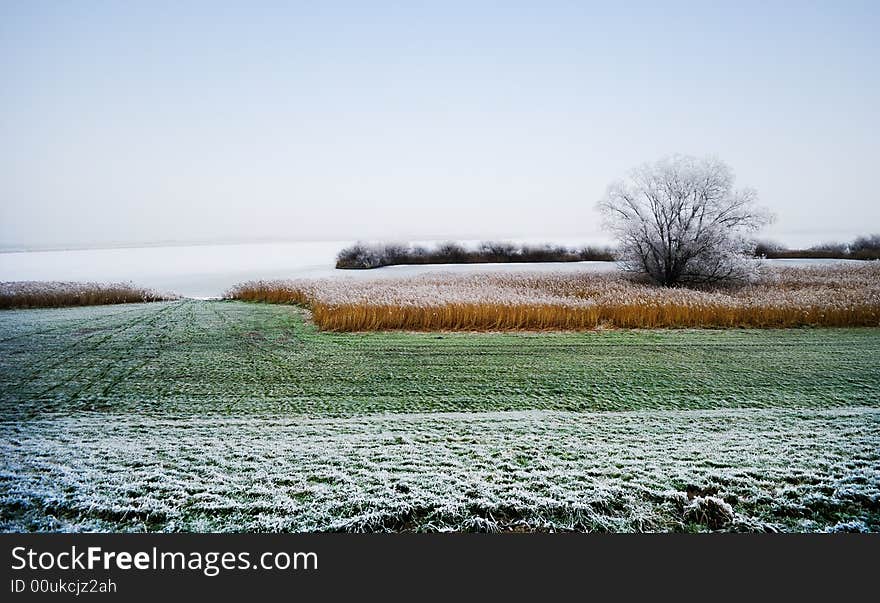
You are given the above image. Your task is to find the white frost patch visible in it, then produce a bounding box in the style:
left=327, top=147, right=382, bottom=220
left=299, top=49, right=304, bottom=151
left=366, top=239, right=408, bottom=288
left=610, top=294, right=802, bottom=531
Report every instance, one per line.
left=2, top=408, right=877, bottom=533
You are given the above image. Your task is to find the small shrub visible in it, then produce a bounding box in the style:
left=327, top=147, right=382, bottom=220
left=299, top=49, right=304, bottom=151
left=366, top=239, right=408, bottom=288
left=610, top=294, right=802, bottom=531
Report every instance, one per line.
left=851, top=234, right=880, bottom=260
left=684, top=496, right=735, bottom=530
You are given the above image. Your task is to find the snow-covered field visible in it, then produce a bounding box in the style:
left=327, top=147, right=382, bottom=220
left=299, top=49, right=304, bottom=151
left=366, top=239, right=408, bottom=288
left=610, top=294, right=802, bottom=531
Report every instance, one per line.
left=0, top=240, right=863, bottom=298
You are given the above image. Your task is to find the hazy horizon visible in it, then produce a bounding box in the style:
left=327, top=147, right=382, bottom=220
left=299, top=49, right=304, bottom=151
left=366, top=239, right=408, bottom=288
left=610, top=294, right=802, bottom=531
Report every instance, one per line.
left=2, top=1, right=878, bottom=250
left=0, top=226, right=873, bottom=254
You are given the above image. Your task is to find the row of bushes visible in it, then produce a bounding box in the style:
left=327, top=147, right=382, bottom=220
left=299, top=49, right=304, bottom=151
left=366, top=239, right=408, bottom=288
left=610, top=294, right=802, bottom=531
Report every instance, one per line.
left=337, top=234, right=880, bottom=269
left=336, top=241, right=616, bottom=269
left=753, top=234, right=880, bottom=261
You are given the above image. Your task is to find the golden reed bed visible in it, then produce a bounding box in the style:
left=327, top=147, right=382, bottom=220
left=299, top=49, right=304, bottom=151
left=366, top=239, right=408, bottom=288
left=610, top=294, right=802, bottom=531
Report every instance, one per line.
left=0, top=281, right=175, bottom=309
left=227, top=263, right=880, bottom=331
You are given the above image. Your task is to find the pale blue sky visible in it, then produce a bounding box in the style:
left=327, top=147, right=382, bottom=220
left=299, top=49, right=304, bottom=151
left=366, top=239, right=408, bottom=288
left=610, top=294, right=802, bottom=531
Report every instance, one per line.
left=1, top=1, right=878, bottom=248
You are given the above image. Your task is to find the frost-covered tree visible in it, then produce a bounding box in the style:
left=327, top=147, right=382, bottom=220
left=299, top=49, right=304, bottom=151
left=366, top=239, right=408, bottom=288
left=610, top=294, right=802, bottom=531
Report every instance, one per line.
left=598, top=155, right=772, bottom=286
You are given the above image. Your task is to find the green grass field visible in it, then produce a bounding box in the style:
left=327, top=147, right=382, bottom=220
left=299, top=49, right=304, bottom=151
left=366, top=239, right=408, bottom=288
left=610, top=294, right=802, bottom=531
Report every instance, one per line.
left=1, top=300, right=878, bottom=531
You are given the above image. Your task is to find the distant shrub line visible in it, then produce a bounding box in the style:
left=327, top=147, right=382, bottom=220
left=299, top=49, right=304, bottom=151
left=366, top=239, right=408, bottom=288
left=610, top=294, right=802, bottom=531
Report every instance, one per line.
left=0, top=282, right=176, bottom=309
left=336, top=234, right=880, bottom=269
left=335, top=241, right=616, bottom=269
left=753, top=234, right=880, bottom=261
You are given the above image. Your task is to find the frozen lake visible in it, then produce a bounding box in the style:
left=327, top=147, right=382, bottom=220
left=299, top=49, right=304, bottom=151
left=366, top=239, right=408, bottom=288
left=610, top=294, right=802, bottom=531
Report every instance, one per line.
left=0, top=241, right=351, bottom=298
left=0, top=240, right=614, bottom=298
left=0, top=241, right=863, bottom=298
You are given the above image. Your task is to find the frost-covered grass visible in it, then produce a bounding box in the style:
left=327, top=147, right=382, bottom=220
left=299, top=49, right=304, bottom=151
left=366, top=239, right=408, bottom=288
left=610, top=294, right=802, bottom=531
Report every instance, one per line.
left=1, top=300, right=878, bottom=532
left=228, top=263, right=880, bottom=331
left=2, top=300, right=879, bottom=418
left=2, top=410, right=877, bottom=532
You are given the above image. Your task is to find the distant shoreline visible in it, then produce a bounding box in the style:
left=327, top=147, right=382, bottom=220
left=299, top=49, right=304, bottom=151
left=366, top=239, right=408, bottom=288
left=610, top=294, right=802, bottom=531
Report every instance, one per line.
left=0, top=238, right=352, bottom=254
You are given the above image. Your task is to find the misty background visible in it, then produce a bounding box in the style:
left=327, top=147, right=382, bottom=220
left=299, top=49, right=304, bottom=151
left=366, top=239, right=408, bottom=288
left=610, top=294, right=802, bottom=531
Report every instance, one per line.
left=1, top=1, right=878, bottom=251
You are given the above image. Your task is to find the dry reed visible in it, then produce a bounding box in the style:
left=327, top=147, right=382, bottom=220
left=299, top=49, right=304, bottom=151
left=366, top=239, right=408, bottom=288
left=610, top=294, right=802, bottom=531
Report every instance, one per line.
left=0, top=281, right=177, bottom=309
left=227, top=263, right=880, bottom=331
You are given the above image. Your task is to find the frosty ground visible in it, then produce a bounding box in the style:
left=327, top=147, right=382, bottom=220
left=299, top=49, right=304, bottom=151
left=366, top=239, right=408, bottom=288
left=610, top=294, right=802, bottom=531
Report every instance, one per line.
left=1, top=300, right=878, bottom=532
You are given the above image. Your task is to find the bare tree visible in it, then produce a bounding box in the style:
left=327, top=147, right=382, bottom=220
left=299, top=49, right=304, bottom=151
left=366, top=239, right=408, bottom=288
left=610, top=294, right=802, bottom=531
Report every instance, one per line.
left=598, top=155, right=772, bottom=286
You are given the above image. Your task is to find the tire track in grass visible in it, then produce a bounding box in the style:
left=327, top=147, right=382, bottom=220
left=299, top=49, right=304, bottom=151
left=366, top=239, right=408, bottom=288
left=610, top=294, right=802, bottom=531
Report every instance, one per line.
left=0, top=303, right=142, bottom=344
left=94, top=300, right=195, bottom=396
left=56, top=300, right=193, bottom=406
left=207, top=301, right=309, bottom=397
left=93, top=300, right=194, bottom=399
left=119, top=299, right=225, bottom=410
left=112, top=300, right=243, bottom=413
left=117, top=300, right=278, bottom=413
left=160, top=301, right=283, bottom=413
left=0, top=304, right=160, bottom=381
left=142, top=299, right=202, bottom=403
left=0, top=302, right=161, bottom=345
left=247, top=302, right=357, bottom=409
left=2, top=301, right=182, bottom=392
left=23, top=302, right=185, bottom=401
